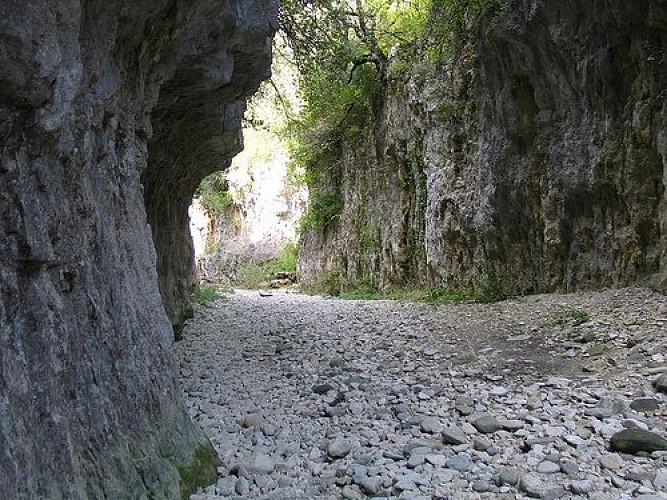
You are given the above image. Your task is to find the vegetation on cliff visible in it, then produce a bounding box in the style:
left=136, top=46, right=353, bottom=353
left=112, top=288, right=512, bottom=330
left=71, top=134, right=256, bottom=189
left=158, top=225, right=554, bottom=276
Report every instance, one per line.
left=279, top=0, right=506, bottom=193
left=279, top=0, right=508, bottom=295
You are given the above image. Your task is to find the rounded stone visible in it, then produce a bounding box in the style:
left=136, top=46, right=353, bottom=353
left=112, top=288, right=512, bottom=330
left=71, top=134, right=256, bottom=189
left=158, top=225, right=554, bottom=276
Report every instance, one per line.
left=610, top=428, right=667, bottom=455
left=653, top=374, right=667, bottom=394
left=570, top=479, right=595, bottom=494
left=420, top=416, right=443, bottom=434
left=630, top=398, right=661, bottom=413
left=328, top=436, right=352, bottom=458
left=472, top=415, right=502, bottom=434
left=442, top=426, right=468, bottom=445
left=599, top=453, right=624, bottom=470
left=446, top=454, right=473, bottom=472
left=537, top=461, right=561, bottom=474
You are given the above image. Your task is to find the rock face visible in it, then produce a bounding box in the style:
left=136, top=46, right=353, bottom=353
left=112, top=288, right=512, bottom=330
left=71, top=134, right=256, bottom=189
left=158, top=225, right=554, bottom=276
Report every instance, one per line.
left=196, top=130, right=307, bottom=285
left=0, top=0, right=276, bottom=498
left=299, top=0, right=667, bottom=294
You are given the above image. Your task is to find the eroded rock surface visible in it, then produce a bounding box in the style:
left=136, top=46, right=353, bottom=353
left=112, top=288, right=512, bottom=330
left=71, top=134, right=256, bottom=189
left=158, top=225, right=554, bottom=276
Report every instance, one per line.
left=299, top=0, right=667, bottom=294
left=0, top=0, right=276, bottom=497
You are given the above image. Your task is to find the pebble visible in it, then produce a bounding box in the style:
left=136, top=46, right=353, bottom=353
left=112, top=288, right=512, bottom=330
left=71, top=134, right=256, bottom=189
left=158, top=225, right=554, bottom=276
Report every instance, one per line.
left=442, top=425, right=468, bottom=445
left=328, top=436, right=352, bottom=458
left=490, top=385, right=509, bottom=397
left=610, top=428, right=667, bottom=454
left=599, top=453, right=624, bottom=470
left=420, top=416, right=443, bottom=434
left=174, top=288, right=667, bottom=499
left=654, top=374, right=667, bottom=394
left=252, top=454, right=275, bottom=474
left=537, top=461, right=561, bottom=474
left=446, top=454, right=473, bottom=472
left=235, top=477, right=250, bottom=496
left=570, top=479, right=595, bottom=494
left=520, top=475, right=548, bottom=497
left=498, top=467, right=522, bottom=486
left=630, top=398, right=661, bottom=412
left=654, top=468, right=667, bottom=491
left=472, top=415, right=502, bottom=434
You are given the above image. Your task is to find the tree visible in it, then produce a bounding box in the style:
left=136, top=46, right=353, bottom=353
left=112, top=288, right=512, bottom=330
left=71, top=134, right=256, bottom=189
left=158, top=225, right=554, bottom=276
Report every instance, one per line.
left=278, top=0, right=507, bottom=177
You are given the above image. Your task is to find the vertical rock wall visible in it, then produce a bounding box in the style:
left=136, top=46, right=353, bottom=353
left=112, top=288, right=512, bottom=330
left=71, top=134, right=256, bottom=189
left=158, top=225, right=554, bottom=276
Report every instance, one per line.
left=0, top=0, right=275, bottom=497
left=299, top=0, right=666, bottom=294
left=298, top=80, right=429, bottom=289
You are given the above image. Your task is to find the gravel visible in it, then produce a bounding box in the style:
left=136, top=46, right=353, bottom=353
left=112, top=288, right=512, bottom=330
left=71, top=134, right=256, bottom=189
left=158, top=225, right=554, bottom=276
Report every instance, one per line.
left=176, top=287, right=667, bottom=499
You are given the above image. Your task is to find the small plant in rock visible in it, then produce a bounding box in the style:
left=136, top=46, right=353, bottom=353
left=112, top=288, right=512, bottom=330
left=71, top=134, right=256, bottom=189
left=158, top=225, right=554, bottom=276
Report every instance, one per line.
left=191, top=283, right=223, bottom=305
left=473, top=273, right=508, bottom=303
left=424, top=287, right=471, bottom=304
left=551, top=308, right=591, bottom=327
left=339, top=277, right=379, bottom=300
left=316, top=270, right=343, bottom=297
left=450, top=352, right=477, bottom=365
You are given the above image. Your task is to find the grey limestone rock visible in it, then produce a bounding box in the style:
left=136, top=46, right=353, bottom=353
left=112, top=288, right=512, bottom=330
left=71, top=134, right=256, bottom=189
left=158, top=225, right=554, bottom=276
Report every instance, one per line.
left=297, top=0, right=667, bottom=295
left=328, top=436, right=353, bottom=458
left=654, top=374, right=667, bottom=394
left=610, top=428, right=667, bottom=455
left=0, top=0, right=277, bottom=497
left=472, top=415, right=503, bottom=434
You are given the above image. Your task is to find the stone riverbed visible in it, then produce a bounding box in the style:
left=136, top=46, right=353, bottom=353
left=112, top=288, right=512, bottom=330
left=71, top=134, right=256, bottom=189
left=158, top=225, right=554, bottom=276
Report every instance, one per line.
left=176, top=288, right=667, bottom=499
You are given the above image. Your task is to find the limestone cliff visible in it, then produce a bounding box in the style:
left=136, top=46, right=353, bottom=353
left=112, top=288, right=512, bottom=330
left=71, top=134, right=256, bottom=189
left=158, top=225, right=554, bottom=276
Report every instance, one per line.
left=0, top=0, right=276, bottom=498
left=299, top=0, right=667, bottom=294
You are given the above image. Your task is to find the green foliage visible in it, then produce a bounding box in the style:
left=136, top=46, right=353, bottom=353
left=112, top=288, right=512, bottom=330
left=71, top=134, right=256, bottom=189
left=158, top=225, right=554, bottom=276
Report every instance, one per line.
left=426, top=0, right=509, bottom=61
left=359, top=220, right=380, bottom=251
left=280, top=0, right=509, bottom=239
left=305, top=273, right=474, bottom=303
left=432, top=101, right=463, bottom=125
left=313, top=270, right=344, bottom=297
left=195, top=173, right=233, bottom=217
left=424, top=287, right=471, bottom=304
left=300, top=192, right=343, bottom=231
left=178, top=441, right=220, bottom=499
left=235, top=243, right=299, bottom=289
left=236, top=264, right=270, bottom=289
left=473, top=273, right=508, bottom=302
left=338, top=276, right=378, bottom=299
left=280, top=0, right=433, bottom=204
left=191, top=283, right=223, bottom=305
left=276, top=242, right=298, bottom=272
left=551, top=308, right=591, bottom=327
left=303, top=270, right=514, bottom=304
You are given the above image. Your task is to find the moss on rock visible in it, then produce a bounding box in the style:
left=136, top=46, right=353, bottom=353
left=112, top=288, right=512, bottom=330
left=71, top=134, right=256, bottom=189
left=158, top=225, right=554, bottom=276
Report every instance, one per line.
left=177, top=440, right=220, bottom=499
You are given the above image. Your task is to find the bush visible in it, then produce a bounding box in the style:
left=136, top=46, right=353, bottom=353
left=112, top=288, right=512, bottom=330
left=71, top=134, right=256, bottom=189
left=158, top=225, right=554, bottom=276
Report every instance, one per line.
left=195, top=173, right=233, bottom=217
left=235, top=243, right=299, bottom=289
left=300, top=193, right=343, bottom=231
left=191, top=283, right=223, bottom=305
left=473, top=274, right=508, bottom=303
left=424, top=287, right=471, bottom=304
left=551, top=308, right=591, bottom=327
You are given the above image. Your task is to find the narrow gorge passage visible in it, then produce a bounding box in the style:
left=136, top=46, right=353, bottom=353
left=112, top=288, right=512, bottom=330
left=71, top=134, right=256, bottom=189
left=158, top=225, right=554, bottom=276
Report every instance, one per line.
left=176, top=289, right=667, bottom=499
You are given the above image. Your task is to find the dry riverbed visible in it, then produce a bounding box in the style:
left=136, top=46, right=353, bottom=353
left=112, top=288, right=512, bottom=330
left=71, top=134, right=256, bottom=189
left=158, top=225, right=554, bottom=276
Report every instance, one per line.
left=176, top=288, right=667, bottom=499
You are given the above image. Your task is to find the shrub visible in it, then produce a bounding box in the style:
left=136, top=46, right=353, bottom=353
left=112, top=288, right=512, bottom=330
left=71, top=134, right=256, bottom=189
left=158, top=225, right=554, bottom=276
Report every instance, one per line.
left=551, top=308, right=591, bottom=327
left=473, top=274, right=508, bottom=303
left=235, top=243, right=299, bottom=289
left=191, top=283, right=223, bottom=305
left=300, top=193, right=343, bottom=231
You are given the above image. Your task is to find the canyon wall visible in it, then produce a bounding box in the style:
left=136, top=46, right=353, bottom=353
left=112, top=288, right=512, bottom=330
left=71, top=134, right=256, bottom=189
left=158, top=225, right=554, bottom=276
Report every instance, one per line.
left=299, top=0, right=667, bottom=294
left=0, top=0, right=275, bottom=497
